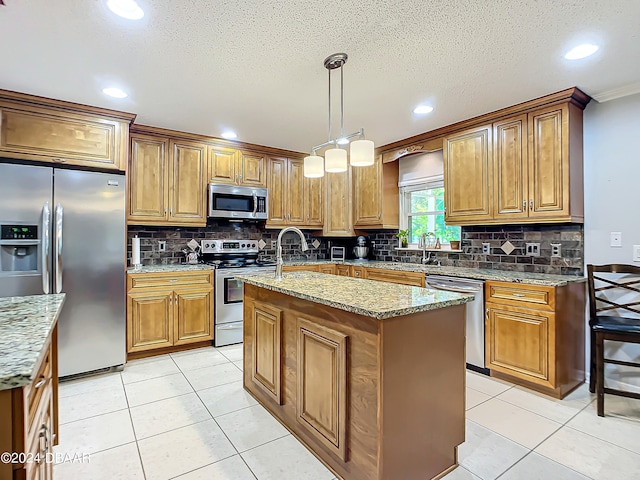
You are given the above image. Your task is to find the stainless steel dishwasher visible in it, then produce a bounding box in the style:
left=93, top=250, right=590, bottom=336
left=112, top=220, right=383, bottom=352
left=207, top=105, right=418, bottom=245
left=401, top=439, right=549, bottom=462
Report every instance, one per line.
left=424, top=275, right=487, bottom=373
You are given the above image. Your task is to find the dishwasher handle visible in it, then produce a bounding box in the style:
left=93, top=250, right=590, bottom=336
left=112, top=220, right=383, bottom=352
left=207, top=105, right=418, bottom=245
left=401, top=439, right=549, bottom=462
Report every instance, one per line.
left=425, top=281, right=480, bottom=294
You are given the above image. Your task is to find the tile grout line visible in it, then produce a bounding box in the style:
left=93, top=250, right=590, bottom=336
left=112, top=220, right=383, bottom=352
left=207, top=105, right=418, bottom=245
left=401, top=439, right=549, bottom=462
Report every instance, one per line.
left=120, top=371, right=149, bottom=480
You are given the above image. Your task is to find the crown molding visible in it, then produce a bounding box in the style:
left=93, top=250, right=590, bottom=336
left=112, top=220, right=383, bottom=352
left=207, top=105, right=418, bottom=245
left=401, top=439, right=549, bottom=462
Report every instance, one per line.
left=591, top=82, right=640, bottom=103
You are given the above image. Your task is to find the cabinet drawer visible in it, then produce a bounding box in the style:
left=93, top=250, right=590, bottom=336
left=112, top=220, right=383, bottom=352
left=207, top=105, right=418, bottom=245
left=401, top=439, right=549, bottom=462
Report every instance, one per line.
left=350, top=266, right=365, bottom=278
left=486, top=281, right=555, bottom=311
left=128, top=271, right=213, bottom=290
left=24, top=347, right=52, bottom=431
left=365, top=268, right=425, bottom=287
left=282, top=265, right=319, bottom=273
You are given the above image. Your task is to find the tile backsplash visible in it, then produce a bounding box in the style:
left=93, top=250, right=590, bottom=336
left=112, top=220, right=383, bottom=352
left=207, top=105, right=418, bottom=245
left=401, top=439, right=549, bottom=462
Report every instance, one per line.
left=128, top=222, right=583, bottom=275
left=368, top=224, right=584, bottom=275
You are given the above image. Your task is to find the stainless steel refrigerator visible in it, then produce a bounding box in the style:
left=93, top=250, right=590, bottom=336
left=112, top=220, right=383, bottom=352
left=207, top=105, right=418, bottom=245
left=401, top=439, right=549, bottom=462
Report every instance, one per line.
left=0, top=163, right=126, bottom=377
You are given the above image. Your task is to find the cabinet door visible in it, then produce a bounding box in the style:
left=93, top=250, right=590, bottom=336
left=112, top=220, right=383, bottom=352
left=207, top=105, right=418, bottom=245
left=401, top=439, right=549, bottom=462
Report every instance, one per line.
left=267, top=157, right=287, bottom=225
left=353, top=156, right=381, bottom=226
left=127, top=290, right=174, bottom=353
left=493, top=116, right=528, bottom=220
left=444, top=125, right=493, bottom=223
left=250, top=301, right=283, bottom=404
left=128, top=134, right=169, bottom=222
left=207, top=145, right=238, bottom=185
left=350, top=266, right=365, bottom=278
left=318, top=264, right=336, bottom=275
left=296, top=318, right=348, bottom=461
left=303, top=175, right=324, bottom=227
left=528, top=105, right=568, bottom=218
left=239, top=150, right=266, bottom=187
left=288, top=159, right=305, bottom=224
left=336, top=265, right=350, bottom=276
left=486, top=304, right=555, bottom=388
left=169, top=140, right=206, bottom=224
left=173, top=287, right=214, bottom=345
left=365, top=268, right=425, bottom=287
left=0, top=106, right=125, bottom=170
left=323, top=168, right=353, bottom=236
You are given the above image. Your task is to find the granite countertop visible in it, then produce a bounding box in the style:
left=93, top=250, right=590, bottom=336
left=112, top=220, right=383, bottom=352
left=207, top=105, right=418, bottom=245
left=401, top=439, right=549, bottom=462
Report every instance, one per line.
left=237, top=272, right=474, bottom=320
left=0, top=294, right=66, bottom=391
left=127, top=264, right=216, bottom=274
left=284, top=260, right=585, bottom=286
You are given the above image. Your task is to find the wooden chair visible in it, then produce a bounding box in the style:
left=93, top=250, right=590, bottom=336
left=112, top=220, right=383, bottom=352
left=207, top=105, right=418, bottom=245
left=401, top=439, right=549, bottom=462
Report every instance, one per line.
left=587, top=264, right=640, bottom=416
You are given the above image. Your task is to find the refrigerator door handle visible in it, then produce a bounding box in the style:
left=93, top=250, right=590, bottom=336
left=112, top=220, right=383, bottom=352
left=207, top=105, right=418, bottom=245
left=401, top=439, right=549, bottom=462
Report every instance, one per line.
left=54, top=203, right=64, bottom=293
left=42, top=202, right=51, bottom=294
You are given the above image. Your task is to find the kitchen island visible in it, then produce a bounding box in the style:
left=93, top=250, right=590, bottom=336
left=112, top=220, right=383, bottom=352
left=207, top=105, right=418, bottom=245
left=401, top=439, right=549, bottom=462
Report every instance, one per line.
left=239, top=272, right=474, bottom=480
left=0, top=294, right=65, bottom=480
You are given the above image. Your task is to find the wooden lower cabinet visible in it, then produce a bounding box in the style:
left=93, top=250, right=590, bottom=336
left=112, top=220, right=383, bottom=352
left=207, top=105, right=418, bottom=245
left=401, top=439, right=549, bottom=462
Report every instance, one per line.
left=0, top=326, right=58, bottom=480
left=365, top=267, right=425, bottom=287
left=127, top=271, right=214, bottom=356
left=250, top=302, right=283, bottom=404
left=336, top=264, right=350, bottom=276
left=318, top=264, right=337, bottom=275
left=485, top=280, right=585, bottom=398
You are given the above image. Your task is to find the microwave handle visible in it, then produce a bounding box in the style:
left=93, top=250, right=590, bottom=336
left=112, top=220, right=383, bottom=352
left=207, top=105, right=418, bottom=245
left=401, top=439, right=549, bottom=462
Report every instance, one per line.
left=252, top=192, right=258, bottom=217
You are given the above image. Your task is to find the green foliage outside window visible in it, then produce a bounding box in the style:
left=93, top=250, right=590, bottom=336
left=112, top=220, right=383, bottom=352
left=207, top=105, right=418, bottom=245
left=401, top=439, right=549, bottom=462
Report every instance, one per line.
left=406, top=187, right=460, bottom=244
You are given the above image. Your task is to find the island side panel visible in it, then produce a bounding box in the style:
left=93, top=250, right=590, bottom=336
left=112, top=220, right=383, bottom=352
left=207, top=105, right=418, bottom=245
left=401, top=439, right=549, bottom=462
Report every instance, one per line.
left=243, top=284, right=380, bottom=480
left=379, top=304, right=466, bottom=480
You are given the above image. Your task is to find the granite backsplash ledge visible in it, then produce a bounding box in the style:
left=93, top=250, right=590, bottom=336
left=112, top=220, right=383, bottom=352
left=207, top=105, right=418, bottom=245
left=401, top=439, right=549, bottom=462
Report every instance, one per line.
left=368, top=223, right=584, bottom=276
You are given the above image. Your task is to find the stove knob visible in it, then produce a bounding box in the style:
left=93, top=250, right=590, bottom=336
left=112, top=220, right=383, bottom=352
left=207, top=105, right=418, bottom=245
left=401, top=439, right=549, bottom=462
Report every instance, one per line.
left=241, top=243, right=245, bottom=248
left=204, top=243, right=210, bottom=248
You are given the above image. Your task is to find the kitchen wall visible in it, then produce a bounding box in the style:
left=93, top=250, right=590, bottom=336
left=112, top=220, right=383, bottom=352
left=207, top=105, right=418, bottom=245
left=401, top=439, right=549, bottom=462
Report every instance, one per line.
left=369, top=224, right=584, bottom=275
left=583, top=92, right=640, bottom=392
left=127, top=222, right=328, bottom=265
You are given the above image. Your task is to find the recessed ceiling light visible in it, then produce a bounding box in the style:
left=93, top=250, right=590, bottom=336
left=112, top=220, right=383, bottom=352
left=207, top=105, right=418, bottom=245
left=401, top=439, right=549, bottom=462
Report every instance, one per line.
left=564, top=44, right=599, bottom=60
left=221, top=131, right=237, bottom=140
left=102, top=87, right=128, bottom=98
left=106, top=0, right=144, bottom=20
left=413, top=105, right=434, bottom=115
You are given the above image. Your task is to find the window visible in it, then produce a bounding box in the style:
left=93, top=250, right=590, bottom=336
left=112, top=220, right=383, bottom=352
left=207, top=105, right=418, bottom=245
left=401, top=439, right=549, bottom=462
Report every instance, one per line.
left=400, top=178, right=460, bottom=245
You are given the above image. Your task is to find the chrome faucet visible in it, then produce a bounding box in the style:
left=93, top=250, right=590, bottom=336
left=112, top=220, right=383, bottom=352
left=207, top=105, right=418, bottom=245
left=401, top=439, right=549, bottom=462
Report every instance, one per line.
left=275, top=227, right=309, bottom=280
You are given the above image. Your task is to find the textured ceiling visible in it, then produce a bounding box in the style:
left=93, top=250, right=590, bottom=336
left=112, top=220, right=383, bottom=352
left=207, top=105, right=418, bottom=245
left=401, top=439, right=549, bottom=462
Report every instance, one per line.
left=0, top=0, right=639, bottom=153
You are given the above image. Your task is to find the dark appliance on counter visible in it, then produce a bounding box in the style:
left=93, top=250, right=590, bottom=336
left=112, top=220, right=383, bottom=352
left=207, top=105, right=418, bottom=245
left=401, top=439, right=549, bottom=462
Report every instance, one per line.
left=200, top=239, right=276, bottom=346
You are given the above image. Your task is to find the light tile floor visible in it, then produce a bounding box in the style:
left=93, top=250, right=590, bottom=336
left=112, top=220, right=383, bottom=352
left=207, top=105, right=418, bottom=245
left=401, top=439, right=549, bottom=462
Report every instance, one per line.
left=54, top=345, right=640, bottom=480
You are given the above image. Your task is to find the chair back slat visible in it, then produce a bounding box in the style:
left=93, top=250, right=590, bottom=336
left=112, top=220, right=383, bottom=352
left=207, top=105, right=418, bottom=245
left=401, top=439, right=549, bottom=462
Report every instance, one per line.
left=588, top=264, right=640, bottom=320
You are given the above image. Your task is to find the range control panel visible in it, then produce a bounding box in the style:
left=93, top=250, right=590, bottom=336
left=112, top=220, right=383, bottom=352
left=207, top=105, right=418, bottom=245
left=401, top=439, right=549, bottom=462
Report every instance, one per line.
left=200, top=239, right=259, bottom=253
left=1, top=224, right=38, bottom=240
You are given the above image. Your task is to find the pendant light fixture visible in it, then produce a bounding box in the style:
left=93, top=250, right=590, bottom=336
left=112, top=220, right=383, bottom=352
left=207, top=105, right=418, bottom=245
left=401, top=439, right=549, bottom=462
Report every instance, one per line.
left=303, top=53, right=375, bottom=178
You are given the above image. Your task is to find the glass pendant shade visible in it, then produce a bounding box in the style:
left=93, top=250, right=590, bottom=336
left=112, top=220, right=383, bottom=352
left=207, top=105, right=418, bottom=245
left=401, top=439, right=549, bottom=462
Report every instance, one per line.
left=350, top=139, right=375, bottom=166
left=303, top=155, right=324, bottom=178
left=324, top=148, right=348, bottom=172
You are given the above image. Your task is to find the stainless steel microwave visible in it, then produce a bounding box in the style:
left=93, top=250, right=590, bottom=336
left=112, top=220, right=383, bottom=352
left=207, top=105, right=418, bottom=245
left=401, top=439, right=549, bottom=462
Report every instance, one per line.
left=208, top=184, right=268, bottom=220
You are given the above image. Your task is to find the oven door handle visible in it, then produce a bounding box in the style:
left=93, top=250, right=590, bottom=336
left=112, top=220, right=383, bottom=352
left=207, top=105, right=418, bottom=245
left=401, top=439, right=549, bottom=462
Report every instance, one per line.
left=252, top=192, right=258, bottom=217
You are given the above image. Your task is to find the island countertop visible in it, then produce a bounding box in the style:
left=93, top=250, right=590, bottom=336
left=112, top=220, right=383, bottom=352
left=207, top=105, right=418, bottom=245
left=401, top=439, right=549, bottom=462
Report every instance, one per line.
left=237, top=271, right=474, bottom=319
left=0, top=294, right=66, bottom=391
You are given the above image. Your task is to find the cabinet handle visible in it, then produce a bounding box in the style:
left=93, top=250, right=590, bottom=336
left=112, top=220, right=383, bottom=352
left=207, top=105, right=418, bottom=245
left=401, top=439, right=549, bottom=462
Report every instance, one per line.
left=34, top=375, right=47, bottom=389
left=306, top=214, right=309, bottom=221
left=53, top=157, right=66, bottom=163
left=168, top=279, right=177, bottom=283
left=529, top=200, right=533, bottom=210
left=378, top=211, right=381, bottom=219
left=170, top=208, right=173, bottom=216
left=485, top=309, right=489, bottom=321
left=164, top=209, right=167, bottom=216
left=239, top=174, right=243, bottom=182
left=235, top=173, right=238, bottom=182
left=169, top=295, right=172, bottom=305
left=523, top=200, right=527, bottom=210
left=512, top=293, right=526, bottom=297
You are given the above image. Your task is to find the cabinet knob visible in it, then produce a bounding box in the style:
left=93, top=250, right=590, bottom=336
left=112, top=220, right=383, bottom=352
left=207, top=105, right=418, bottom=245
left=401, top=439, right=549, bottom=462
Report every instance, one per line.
left=530, top=200, right=534, bottom=210
left=522, top=200, right=527, bottom=210
left=34, top=375, right=47, bottom=389
left=235, top=173, right=238, bottom=182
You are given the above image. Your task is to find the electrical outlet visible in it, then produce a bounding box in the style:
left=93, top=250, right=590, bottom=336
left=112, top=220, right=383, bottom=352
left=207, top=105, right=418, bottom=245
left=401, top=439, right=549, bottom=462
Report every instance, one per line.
left=158, top=240, right=166, bottom=252
left=525, top=242, right=540, bottom=257
left=271, top=240, right=277, bottom=249
left=634, top=245, right=640, bottom=262
left=550, top=243, right=562, bottom=258
left=482, top=243, right=491, bottom=254
left=610, top=232, right=622, bottom=247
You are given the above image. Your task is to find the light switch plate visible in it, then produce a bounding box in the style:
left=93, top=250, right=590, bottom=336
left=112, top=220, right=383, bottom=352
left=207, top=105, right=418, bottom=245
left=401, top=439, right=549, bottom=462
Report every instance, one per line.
left=158, top=240, right=166, bottom=252
left=611, top=232, right=622, bottom=247
left=526, top=243, right=540, bottom=257
left=271, top=240, right=277, bottom=249
left=634, top=245, right=640, bottom=262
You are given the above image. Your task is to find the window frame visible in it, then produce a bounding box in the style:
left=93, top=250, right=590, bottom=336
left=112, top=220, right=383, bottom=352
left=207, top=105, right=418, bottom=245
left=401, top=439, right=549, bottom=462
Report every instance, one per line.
left=399, top=176, right=459, bottom=247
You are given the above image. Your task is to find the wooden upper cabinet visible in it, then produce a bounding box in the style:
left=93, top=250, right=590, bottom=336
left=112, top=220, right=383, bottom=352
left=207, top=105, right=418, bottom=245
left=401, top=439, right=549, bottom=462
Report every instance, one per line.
left=208, top=147, right=266, bottom=187
left=528, top=105, right=568, bottom=219
left=128, top=134, right=169, bottom=221
left=0, top=97, right=133, bottom=170
left=444, top=125, right=493, bottom=223
left=207, top=145, right=238, bottom=185
left=239, top=150, right=266, bottom=187
left=493, top=115, right=528, bottom=220
left=353, top=154, right=399, bottom=228
left=169, top=140, right=207, bottom=224
left=266, top=156, right=323, bottom=228
left=323, top=168, right=354, bottom=236
left=267, top=157, right=287, bottom=225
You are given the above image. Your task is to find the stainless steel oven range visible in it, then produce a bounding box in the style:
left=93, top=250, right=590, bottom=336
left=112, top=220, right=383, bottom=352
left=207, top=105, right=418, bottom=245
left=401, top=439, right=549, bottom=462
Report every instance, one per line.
left=201, top=239, right=275, bottom=347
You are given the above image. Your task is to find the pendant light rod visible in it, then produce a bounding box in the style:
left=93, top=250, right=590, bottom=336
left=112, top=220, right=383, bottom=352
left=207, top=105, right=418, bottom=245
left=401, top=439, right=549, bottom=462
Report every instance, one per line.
left=327, top=66, right=331, bottom=143
left=340, top=61, right=344, bottom=139
left=311, top=128, right=366, bottom=153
